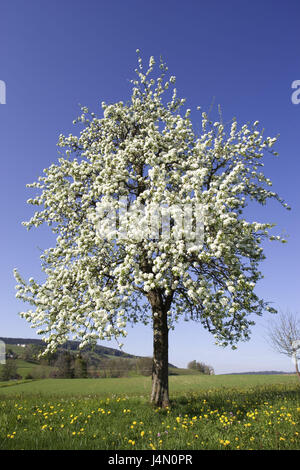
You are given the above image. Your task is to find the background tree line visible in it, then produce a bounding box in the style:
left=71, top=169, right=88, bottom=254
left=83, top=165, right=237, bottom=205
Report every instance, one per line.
left=187, top=360, right=214, bottom=375
left=0, top=347, right=156, bottom=380
left=1, top=343, right=215, bottom=380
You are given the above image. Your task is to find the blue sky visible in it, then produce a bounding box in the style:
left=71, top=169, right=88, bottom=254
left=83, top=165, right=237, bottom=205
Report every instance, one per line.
left=1, top=0, right=299, bottom=374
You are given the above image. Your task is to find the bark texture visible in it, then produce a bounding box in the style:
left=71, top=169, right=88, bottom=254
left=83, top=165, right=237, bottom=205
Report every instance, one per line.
left=148, top=290, right=170, bottom=408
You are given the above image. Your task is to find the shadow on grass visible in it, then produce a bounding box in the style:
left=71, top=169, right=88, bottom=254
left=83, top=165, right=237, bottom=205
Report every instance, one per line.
left=168, top=384, right=300, bottom=419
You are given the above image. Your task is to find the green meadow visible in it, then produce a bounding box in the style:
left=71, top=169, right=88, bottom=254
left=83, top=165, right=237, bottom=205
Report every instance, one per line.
left=0, top=373, right=297, bottom=396
left=0, top=374, right=299, bottom=450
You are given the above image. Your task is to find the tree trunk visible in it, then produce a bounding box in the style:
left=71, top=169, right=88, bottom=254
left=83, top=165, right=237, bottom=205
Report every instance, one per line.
left=148, top=290, right=170, bottom=408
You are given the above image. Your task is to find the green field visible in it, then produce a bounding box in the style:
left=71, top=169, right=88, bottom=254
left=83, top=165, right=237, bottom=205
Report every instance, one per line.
left=0, top=373, right=297, bottom=396
left=0, top=374, right=299, bottom=450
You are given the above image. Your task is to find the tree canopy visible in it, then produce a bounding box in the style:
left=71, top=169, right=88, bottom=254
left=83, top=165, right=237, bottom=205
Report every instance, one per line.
left=14, top=51, right=289, bottom=405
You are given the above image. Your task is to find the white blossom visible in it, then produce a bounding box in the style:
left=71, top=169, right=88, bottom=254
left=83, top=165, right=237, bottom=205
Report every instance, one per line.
left=14, top=52, right=289, bottom=354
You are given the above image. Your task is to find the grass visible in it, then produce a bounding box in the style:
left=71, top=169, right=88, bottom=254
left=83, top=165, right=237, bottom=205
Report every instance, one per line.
left=0, top=373, right=297, bottom=396
left=0, top=375, right=299, bottom=450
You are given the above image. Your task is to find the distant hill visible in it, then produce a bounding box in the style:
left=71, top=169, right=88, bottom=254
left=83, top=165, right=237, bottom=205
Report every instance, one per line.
left=222, top=371, right=294, bottom=375
left=0, top=336, right=136, bottom=359
left=0, top=337, right=177, bottom=368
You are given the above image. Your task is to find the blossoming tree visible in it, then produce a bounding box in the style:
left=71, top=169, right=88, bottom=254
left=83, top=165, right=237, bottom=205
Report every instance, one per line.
left=14, top=52, right=289, bottom=407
